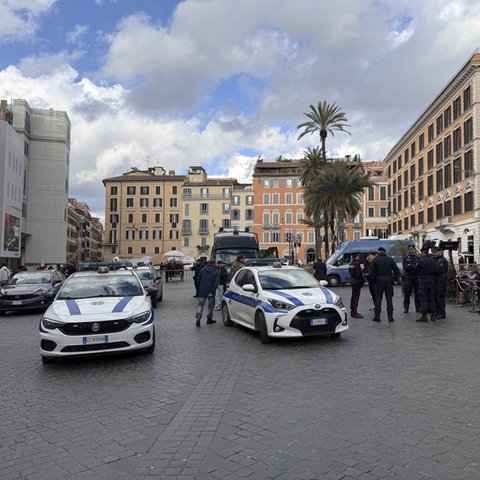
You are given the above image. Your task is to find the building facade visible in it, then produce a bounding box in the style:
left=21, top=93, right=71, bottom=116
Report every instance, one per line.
left=384, top=53, right=480, bottom=261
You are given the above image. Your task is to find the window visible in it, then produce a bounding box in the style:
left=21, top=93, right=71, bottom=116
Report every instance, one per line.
left=263, top=193, right=270, bottom=204
left=222, top=188, right=231, bottom=198
left=285, top=212, right=292, bottom=224
left=200, top=188, right=208, bottom=198
left=453, top=127, right=461, bottom=152
left=436, top=169, right=443, bottom=191
left=444, top=135, right=451, bottom=159
left=153, top=229, right=162, bottom=240
left=140, top=230, right=148, bottom=240
left=155, top=186, right=161, bottom=195
left=410, top=164, right=415, bottom=181
left=418, top=157, right=424, bottom=175
left=453, top=157, right=461, bottom=183
left=428, top=123, right=434, bottom=142
left=170, top=230, right=179, bottom=240
left=410, top=141, right=416, bottom=158
left=465, top=191, right=473, bottom=212
left=410, top=213, right=415, bottom=228
left=368, top=186, right=375, bottom=201
left=453, top=96, right=461, bottom=120
left=464, top=150, right=473, bottom=177
left=140, top=186, right=149, bottom=195
left=199, top=219, right=209, bottom=234
left=464, top=118, right=473, bottom=145
left=380, top=186, right=387, bottom=201
left=436, top=115, right=443, bottom=136
left=272, top=212, right=280, bottom=228
left=444, top=200, right=451, bottom=217
left=153, top=198, right=162, bottom=207
left=444, top=106, right=452, bottom=127
left=170, top=198, right=177, bottom=208
left=232, top=209, right=240, bottom=221
left=454, top=196, right=462, bottom=214
left=419, top=133, right=425, bottom=151
left=182, top=220, right=191, bottom=234
left=183, top=188, right=192, bottom=198
left=272, top=193, right=280, bottom=204
left=404, top=148, right=409, bottom=164
left=246, top=195, right=254, bottom=205
left=222, top=202, right=230, bottom=214
left=200, top=203, right=208, bottom=215
left=141, top=213, right=147, bottom=223
left=285, top=193, right=293, bottom=204
left=444, top=163, right=452, bottom=188
left=418, top=211, right=424, bottom=224
left=127, top=247, right=133, bottom=255
left=368, top=207, right=375, bottom=217
left=127, top=186, right=136, bottom=195
left=427, top=150, right=434, bottom=170
left=263, top=212, right=270, bottom=228
left=110, top=214, right=119, bottom=225
left=380, top=207, right=387, bottom=217
left=128, top=213, right=134, bottom=223
left=172, top=186, right=178, bottom=195
left=245, top=209, right=254, bottom=221
left=404, top=190, right=409, bottom=208
left=410, top=187, right=416, bottom=204
left=140, top=198, right=148, bottom=208
left=427, top=207, right=434, bottom=223
left=155, top=213, right=161, bottom=223
left=110, top=198, right=118, bottom=211
left=404, top=170, right=409, bottom=185
left=463, top=85, right=471, bottom=110
left=184, top=204, right=189, bottom=216
left=170, top=213, right=179, bottom=224
left=232, top=195, right=240, bottom=205
left=111, top=186, right=118, bottom=195
left=427, top=175, right=433, bottom=196
left=436, top=203, right=443, bottom=220
left=126, top=229, right=135, bottom=240
left=418, top=181, right=424, bottom=199
left=126, top=198, right=134, bottom=207
left=297, top=193, right=304, bottom=204
left=284, top=178, right=297, bottom=187
left=435, top=142, right=443, bottom=164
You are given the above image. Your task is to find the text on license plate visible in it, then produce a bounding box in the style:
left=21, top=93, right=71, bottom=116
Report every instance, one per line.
left=83, top=335, right=108, bottom=345
left=310, top=318, right=327, bottom=326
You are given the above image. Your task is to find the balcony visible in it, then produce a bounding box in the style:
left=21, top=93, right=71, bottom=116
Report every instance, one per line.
left=435, top=216, right=454, bottom=233
left=198, top=229, right=209, bottom=235
left=410, top=224, right=427, bottom=234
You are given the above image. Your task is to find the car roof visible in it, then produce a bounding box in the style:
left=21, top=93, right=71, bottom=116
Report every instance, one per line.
left=70, top=269, right=137, bottom=278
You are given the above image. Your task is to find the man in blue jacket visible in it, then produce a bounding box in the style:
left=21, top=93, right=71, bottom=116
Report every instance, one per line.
left=195, top=259, right=220, bottom=327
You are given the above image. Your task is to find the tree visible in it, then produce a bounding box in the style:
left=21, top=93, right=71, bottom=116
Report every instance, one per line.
left=297, top=101, right=350, bottom=160
left=297, top=101, right=351, bottom=256
left=304, top=161, right=373, bottom=253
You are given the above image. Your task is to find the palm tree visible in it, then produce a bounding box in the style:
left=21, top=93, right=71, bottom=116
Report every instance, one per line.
left=304, top=161, right=373, bottom=253
left=297, top=101, right=351, bottom=160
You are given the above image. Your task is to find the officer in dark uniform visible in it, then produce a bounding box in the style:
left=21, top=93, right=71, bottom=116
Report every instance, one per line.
left=348, top=253, right=364, bottom=318
left=369, top=246, right=400, bottom=322
left=402, top=244, right=421, bottom=313
left=415, top=246, right=437, bottom=322
left=433, top=246, right=449, bottom=319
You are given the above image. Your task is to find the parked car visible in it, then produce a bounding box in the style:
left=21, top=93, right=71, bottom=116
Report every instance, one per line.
left=222, top=263, right=348, bottom=343
left=39, top=267, right=155, bottom=364
left=130, top=265, right=163, bottom=307
left=0, top=269, right=66, bottom=315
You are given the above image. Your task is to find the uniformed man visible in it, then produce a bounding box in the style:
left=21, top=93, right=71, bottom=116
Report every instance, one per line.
left=433, top=246, right=449, bottom=319
left=415, top=246, right=437, bottom=322
left=348, top=253, right=364, bottom=318
left=369, top=246, right=400, bottom=322
left=402, top=244, right=421, bottom=313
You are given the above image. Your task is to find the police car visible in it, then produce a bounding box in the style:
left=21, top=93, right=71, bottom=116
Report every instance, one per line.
left=222, top=263, right=348, bottom=343
left=39, top=267, right=155, bottom=364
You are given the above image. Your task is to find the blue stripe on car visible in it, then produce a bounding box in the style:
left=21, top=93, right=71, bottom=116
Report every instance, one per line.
left=267, top=290, right=304, bottom=306
left=66, top=299, right=81, bottom=315
left=320, top=287, right=333, bottom=303
left=224, top=290, right=282, bottom=313
left=113, top=296, right=133, bottom=312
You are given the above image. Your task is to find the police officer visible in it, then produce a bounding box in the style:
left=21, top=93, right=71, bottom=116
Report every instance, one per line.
left=433, top=246, right=449, bottom=319
left=370, top=246, right=400, bottom=322
left=348, top=253, right=364, bottom=318
left=415, top=246, right=437, bottom=322
left=402, top=244, right=421, bottom=313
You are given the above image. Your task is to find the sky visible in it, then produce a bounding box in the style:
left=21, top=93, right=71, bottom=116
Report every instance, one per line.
left=1, top=0, right=480, bottom=222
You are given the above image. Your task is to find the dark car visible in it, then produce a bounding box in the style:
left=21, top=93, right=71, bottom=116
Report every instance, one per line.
left=130, top=266, right=163, bottom=308
left=0, top=269, right=66, bottom=315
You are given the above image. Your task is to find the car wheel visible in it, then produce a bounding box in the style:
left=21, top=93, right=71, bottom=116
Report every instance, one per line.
left=256, top=311, right=271, bottom=344
left=327, top=275, right=340, bottom=287
left=41, top=355, right=55, bottom=365
left=144, top=328, right=155, bottom=354
left=221, top=302, right=233, bottom=326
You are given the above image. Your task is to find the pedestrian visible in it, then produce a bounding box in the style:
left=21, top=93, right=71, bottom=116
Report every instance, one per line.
left=192, top=258, right=205, bottom=298
left=348, top=253, right=364, bottom=318
left=0, top=263, right=11, bottom=286
left=370, top=246, right=400, bottom=322
left=312, top=257, right=327, bottom=281
left=433, top=246, right=449, bottom=319
left=229, top=254, right=246, bottom=281
left=362, top=252, right=377, bottom=310
left=195, top=260, right=220, bottom=327
left=415, top=246, right=438, bottom=322
left=214, top=260, right=229, bottom=310
left=458, top=254, right=466, bottom=271
left=402, top=243, right=421, bottom=313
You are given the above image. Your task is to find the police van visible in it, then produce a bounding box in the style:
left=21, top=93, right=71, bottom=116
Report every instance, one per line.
left=325, top=238, right=412, bottom=287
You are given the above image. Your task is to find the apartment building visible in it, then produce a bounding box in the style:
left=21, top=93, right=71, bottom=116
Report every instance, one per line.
left=181, top=166, right=239, bottom=259
left=384, top=52, right=480, bottom=260
left=231, top=183, right=255, bottom=232
left=103, top=167, right=186, bottom=263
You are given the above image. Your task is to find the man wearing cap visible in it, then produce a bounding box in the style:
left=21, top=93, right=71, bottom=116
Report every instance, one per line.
left=415, top=246, right=437, bottom=322
left=369, top=246, right=400, bottom=322
left=433, top=246, right=449, bottom=319
left=402, top=244, right=421, bottom=313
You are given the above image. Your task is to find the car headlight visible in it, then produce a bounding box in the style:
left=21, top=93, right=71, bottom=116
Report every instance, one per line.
left=42, top=316, right=66, bottom=330
left=334, top=296, right=345, bottom=308
left=268, top=298, right=295, bottom=311
left=127, top=311, right=151, bottom=323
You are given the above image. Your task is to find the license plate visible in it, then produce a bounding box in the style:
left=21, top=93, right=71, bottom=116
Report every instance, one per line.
left=82, top=335, right=108, bottom=345
left=12, top=301, right=22, bottom=305
left=310, top=318, right=327, bottom=326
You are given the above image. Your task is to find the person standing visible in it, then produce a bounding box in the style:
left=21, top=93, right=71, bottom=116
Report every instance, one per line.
left=312, top=257, right=327, bottom=281
left=362, top=252, right=377, bottom=310
left=348, top=253, right=364, bottom=318
left=402, top=244, right=421, bottom=313
left=229, top=254, right=246, bottom=281
left=369, top=246, right=400, bottom=322
left=0, top=263, right=10, bottom=286
left=433, top=246, right=449, bottom=319
left=415, top=246, right=438, bottom=322
left=195, top=260, right=220, bottom=327
left=214, top=260, right=229, bottom=310
left=192, top=258, right=205, bottom=298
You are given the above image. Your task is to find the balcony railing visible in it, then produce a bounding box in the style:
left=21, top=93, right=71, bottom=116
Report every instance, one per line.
left=435, top=216, right=453, bottom=227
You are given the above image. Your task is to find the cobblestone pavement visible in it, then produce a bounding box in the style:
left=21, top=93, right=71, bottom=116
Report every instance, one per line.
left=1, top=275, right=480, bottom=479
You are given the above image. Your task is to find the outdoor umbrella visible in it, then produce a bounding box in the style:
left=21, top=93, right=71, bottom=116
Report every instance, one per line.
left=163, top=250, right=184, bottom=258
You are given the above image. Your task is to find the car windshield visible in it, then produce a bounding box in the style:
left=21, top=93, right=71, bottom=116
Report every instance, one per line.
left=8, top=273, right=51, bottom=285
left=135, top=270, right=153, bottom=280
left=258, top=268, right=319, bottom=290
left=57, top=275, right=143, bottom=299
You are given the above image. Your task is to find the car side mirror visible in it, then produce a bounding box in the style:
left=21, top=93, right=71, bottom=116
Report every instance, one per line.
left=242, top=283, right=256, bottom=293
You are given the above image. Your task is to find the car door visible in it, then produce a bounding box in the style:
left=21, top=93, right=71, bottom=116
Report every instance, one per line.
left=234, top=269, right=258, bottom=326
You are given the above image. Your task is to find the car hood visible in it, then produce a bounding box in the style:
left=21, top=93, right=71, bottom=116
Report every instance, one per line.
left=1, top=284, right=52, bottom=295
left=264, top=286, right=339, bottom=307
left=48, top=296, right=149, bottom=319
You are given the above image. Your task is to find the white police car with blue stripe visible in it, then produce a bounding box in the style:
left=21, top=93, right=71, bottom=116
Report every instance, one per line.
left=39, top=267, right=155, bottom=364
left=222, top=263, right=348, bottom=343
